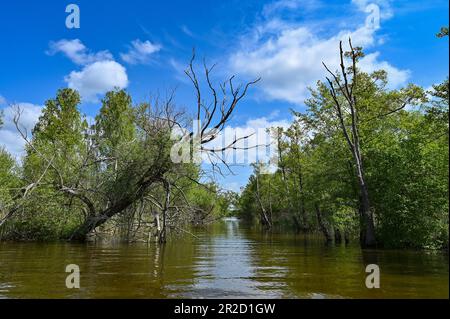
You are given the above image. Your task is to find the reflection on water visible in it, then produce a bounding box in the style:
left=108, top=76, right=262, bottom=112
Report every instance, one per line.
left=178, top=217, right=281, bottom=298
left=0, top=218, right=448, bottom=299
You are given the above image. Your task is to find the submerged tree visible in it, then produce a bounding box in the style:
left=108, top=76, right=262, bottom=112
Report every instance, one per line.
left=321, top=39, right=426, bottom=247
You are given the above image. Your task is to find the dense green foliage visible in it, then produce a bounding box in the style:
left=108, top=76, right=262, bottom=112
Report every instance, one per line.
left=237, top=66, right=448, bottom=249
left=0, top=148, right=19, bottom=214
left=0, top=37, right=448, bottom=249
left=0, top=89, right=233, bottom=241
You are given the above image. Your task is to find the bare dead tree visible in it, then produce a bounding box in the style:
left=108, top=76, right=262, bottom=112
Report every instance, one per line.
left=322, top=38, right=376, bottom=247
left=185, top=50, right=261, bottom=172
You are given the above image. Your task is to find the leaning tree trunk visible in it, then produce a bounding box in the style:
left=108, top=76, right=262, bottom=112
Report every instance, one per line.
left=69, top=165, right=168, bottom=241
left=69, top=196, right=136, bottom=241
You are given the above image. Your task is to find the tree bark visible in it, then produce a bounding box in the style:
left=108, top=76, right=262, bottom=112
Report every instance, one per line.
left=255, top=174, right=272, bottom=230
left=358, top=184, right=376, bottom=247
left=315, top=203, right=332, bottom=243
left=158, top=181, right=170, bottom=244
left=297, top=164, right=308, bottom=231
left=69, top=163, right=168, bottom=241
left=334, top=227, right=342, bottom=244
left=344, top=229, right=350, bottom=245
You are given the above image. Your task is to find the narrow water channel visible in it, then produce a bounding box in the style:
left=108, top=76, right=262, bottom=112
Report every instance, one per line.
left=0, top=218, right=448, bottom=298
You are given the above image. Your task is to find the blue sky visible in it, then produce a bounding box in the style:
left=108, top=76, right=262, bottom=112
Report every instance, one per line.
left=0, top=0, right=448, bottom=192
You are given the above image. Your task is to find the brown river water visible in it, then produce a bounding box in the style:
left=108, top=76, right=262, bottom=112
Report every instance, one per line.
left=0, top=217, right=448, bottom=298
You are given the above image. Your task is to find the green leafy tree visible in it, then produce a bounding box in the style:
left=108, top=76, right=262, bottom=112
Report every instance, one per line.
left=0, top=148, right=19, bottom=220
left=15, top=88, right=88, bottom=239
left=95, top=89, right=136, bottom=161
left=237, top=43, right=448, bottom=249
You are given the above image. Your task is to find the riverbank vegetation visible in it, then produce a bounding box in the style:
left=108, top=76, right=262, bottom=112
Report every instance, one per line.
left=237, top=39, right=448, bottom=250
left=1, top=36, right=448, bottom=250
left=0, top=56, right=253, bottom=242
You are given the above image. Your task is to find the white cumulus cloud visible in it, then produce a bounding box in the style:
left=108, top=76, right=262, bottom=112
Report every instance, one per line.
left=358, top=52, right=410, bottom=87
left=65, top=60, right=129, bottom=102
left=228, top=0, right=408, bottom=105
left=48, top=39, right=129, bottom=102
left=47, top=39, right=113, bottom=65
left=120, top=39, right=161, bottom=65
left=0, top=103, right=43, bottom=159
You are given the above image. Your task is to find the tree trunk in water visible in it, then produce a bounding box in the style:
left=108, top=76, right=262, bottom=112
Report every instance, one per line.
left=334, top=227, right=342, bottom=244
left=153, top=210, right=161, bottom=243
left=296, top=169, right=308, bottom=232
left=294, top=134, right=308, bottom=232
left=315, top=203, right=332, bottom=243
left=158, top=182, right=170, bottom=244
left=358, top=181, right=376, bottom=247
left=69, top=167, right=167, bottom=241
left=344, top=230, right=350, bottom=245
left=69, top=195, right=136, bottom=241
left=292, top=215, right=300, bottom=233
left=323, top=40, right=377, bottom=249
